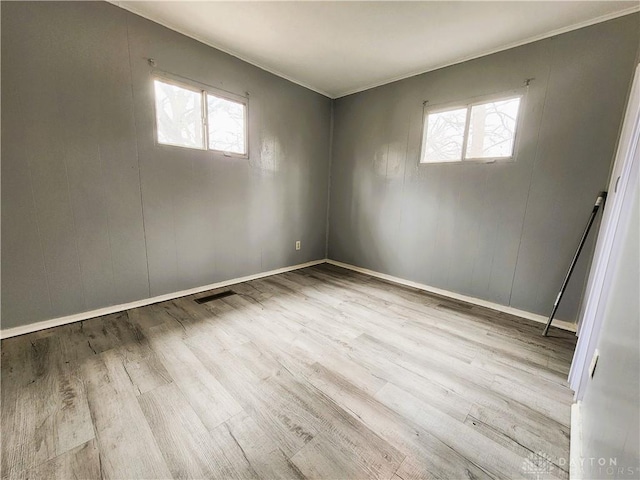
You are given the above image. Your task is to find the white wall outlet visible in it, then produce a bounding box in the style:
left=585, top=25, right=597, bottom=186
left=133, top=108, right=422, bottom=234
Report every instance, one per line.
left=589, top=349, right=600, bottom=379
left=295, top=240, right=301, bottom=251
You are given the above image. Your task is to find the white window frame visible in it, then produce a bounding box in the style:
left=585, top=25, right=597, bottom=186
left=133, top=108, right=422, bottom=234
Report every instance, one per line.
left=153, top=74, right=249, bottom=159
left=420, top=90, right=524, bottom=165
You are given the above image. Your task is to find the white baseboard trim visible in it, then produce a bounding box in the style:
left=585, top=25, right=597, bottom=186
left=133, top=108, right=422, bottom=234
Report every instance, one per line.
left=0, top=259, right=326, bottom=339
left=326, top=259, right=577, bottom=332
left=570, top=401, right=583, bottom=480
left=2, top=258, right=576, bottom=339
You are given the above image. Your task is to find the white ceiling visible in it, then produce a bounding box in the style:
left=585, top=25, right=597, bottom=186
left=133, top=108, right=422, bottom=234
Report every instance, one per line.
left=114, top=1, right=639, bottom=98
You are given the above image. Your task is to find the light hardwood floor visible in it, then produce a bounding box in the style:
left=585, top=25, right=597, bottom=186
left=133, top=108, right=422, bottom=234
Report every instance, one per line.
left=1, top=264, right=576, bottom=480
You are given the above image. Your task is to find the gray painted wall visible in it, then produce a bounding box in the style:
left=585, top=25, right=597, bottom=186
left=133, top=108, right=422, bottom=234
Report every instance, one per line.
left=2, top=2, right=638, bottom=331
left=328, top=14, right=640, bottom=322
left=579, top=160, right=639, bottom=479
left=1, top=1, right=331, bottom=329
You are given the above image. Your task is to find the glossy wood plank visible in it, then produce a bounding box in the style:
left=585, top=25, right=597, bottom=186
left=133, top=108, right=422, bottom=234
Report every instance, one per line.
left=2, top=440, right=100, bottom=480
left=142, top=323, right=244, bottom=431
left=1, top=264, right=576, bottom=479
left=305, top=361, right=492, bottom=480
left=81, top=350, right=172, bottom=479
left=375, top=382, right=563, bottom=480
left=138, top=383, right=257, bottom=479
left=1, top=333, right=94, bottom=477
left=225, top=412, right=307, bottom=480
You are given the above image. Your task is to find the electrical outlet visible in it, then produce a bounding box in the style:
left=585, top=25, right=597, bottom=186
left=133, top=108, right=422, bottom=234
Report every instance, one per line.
left=295, top=240, right=301, bottom=251
left=589, top=349, right=600, bottom=378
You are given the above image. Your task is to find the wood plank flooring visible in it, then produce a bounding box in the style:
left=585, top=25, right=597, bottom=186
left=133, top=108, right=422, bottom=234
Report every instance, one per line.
left=1, top=264, right=577, bottom=480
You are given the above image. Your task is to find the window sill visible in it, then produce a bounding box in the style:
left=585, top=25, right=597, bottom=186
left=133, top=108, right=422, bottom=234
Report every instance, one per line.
left=419, top=156, right=515, bottom=166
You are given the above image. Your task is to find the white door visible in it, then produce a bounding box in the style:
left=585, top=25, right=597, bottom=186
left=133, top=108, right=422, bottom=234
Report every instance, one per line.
left=569, top=63, right=640, bottom=399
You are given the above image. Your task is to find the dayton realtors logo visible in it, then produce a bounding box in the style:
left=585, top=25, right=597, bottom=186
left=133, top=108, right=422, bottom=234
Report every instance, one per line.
left=522, top=452, right=639, bottom=479
left=560, top=456, right=639, bottom=478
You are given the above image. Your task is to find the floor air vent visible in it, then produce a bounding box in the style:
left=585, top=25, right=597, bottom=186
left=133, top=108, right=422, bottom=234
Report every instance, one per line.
left=194, top=290, right=236, bottom=304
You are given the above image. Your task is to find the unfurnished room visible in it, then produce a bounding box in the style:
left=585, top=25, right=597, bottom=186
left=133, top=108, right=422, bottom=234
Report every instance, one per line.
left=1, top=1, right=639, bottom=479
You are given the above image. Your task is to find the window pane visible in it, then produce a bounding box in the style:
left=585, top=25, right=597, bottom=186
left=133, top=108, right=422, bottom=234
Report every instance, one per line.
left=466, top=97, right=521, bottom=159
left=207, top=94, right=246, bottom=154
left=154, top=80, right=203, bottom=149
left=422, top=107, right=468, bottom=163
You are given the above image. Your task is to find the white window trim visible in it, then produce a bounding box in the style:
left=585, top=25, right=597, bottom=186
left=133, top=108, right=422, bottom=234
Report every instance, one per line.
left=420, top=90, right=524, bottom=165
left=153, top=73, right=249, bottom=159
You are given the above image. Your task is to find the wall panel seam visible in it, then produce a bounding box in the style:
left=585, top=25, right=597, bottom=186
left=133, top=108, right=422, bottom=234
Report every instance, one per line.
left=507, top=42, right=555, bottom=308
left=125, top=13, right=152, bottom=298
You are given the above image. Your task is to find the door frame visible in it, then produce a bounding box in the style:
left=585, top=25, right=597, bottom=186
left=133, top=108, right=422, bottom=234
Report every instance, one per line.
left=569, top=63, right=640, bottom=399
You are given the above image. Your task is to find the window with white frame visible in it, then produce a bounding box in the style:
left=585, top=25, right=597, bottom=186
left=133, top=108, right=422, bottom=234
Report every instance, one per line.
left=154, top=78, right=247, bottom=156
left=420, top=95, right=521, bottom=164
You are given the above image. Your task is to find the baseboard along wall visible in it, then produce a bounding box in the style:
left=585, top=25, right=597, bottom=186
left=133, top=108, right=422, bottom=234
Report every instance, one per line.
left=1, top=258, right=576, bottom=339
left=0, top=260, right=326, bottom=339
left=326, top=259, right=577, bottom=333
